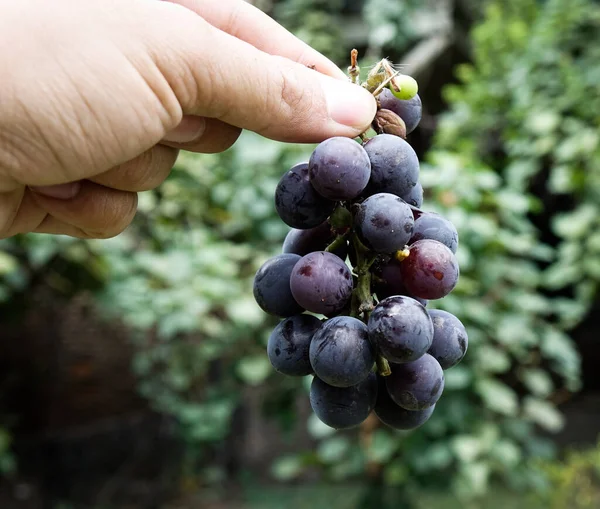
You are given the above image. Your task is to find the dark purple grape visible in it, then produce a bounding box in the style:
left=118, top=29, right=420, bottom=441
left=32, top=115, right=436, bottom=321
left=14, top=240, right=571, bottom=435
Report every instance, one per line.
left=368, top=296, right=433, bottom=363
left=363, top=134, right=420, bottom=198
left=378, top=89, right=422, bottom=134
left=289, top=251, right=353, bottom=315
left=386, top=354, right=444, bottom=410
left=401, top=182, right=423, bottom=207
left=374, top=376, right=435, bottom=430
left=267, top=315, right=322, bottom=376
left=400, top=240, right=459, bottom=300
left=354, top=193, right=414, bottom=253
left=275, top=162, right=335, bottom=229
left=309, top=316, right=374, bottom=387
left=310, top=373, right=378, bottom=429
left=427, top=310, right=468, bottom=369
left=410, top=212, right=458, bottom=253
left=253, top=254, right=303, bottom=317
left=308, top=137, right=371, bottom=200
left=282, top=222, right=348, bottom=260
left=374, top=260, right=427, bottom=306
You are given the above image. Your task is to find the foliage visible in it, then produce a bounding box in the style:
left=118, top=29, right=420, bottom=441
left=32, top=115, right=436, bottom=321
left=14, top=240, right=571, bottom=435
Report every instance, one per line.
left=534, top=439, right=600, bottom=509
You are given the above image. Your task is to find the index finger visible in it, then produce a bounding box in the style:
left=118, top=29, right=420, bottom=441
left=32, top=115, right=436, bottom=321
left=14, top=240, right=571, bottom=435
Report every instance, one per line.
left=165, top=0, right=348, bottom=80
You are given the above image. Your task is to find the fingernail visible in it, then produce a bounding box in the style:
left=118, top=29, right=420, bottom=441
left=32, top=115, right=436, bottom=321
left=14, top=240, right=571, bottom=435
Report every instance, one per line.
left=31, top=181, right=81, bottom=199
left=163, top=116, right=206, bottom=144
left=321, top=77, right=377, bottom=130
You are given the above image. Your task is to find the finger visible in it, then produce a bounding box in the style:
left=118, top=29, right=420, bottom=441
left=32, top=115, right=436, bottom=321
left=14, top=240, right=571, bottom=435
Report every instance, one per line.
left=161, top=118, right=241, bottom=154
left=166, top=0, right=347, bottom=80
left=163, top=115, right=207, bottom=144
left=30, top=181, right=138, bottom=239
left=89, top=144, right=179, bottom=192
left=150, top=2, right=377, bottom=142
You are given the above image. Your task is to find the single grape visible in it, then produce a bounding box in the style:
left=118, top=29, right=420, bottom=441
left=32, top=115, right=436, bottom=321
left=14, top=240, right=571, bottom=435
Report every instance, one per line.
left=427, top=310, right=468, bottom=370
left=282, top=222, right=348, bottom=260
left=400, top=240, right=459, bottom=300
left=289, top=251, right=353, bottom=315
left=363, top=134, right=420, bottom=199
left=310, top=373, right=378, bottom=429
left=378, top=89, right=422, bottom=134
left=309, top=316, right=375, bottom=387
left=389, top=74, right=419, bottom=100
left=401, top=182, right=423, bottom=208
left=410, top=212, right=458, bottom=253
left=373, top=260, right=427, bottom=306
left=267, top=314, right=322, bottom=376
left=386, top=354, right=444, bottom=411
left=253, top=254, right=303, bottom=317
left=354, top=193, right=414, bottom=253
left=308, top=137, right=371, bottom=201
left=374, top=377, right=435, bottom=430
left=275, top=162, right=335, bottom=229
left=368, top=296, right=433, bottom=363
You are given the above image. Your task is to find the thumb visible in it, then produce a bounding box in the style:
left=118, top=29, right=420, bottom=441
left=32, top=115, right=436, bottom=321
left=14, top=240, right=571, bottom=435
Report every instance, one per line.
left=150, top=3, right=377, bottom=143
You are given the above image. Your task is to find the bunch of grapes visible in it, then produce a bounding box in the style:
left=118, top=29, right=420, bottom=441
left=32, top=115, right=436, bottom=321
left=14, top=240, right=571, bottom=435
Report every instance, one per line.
left=253, top=52, right=468, bottom=432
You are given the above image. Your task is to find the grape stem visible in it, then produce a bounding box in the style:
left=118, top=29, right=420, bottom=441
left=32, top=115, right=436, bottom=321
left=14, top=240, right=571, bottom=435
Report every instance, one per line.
left=350, top=234, right=376, bottom=316
left=348, top=48, right=361, bottom=85
left=324, top=232, right=349, bottom=254
left=349, top=231, right=391, bottom=377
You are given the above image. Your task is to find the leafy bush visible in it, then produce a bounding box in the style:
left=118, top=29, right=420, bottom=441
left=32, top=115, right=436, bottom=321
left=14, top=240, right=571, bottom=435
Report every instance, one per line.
left=534, top=439, right=600, bottom=509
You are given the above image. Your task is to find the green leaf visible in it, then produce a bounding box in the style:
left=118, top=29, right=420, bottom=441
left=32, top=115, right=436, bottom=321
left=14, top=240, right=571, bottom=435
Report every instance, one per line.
left=317, top=436, right=350, bottom=464
left=271, top=456, right=303, bottom=481
left=443, top=366, right=473, bottom=390
left=367, top=429, right=397, bottom=463
left=476, top=378, right=519, bottom=416
left=520, top=369, right=554, bottom=398
left=523, top=397, right=564, bottom=433
left=476, top=346, right=512, bottom=374
left=236, top=356, right=272, bottom=386
left=553, top=205, right=597, bottom=240
left=307, top=414, right=336, bottom=440
left=452, top=435, right=482, bottom=463
left=0, top=251, right=18, bottom=275
left=490, top=438, right=521, bottom=467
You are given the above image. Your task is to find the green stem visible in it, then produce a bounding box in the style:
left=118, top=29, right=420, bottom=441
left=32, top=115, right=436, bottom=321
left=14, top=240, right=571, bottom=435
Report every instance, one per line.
left=325, top=233, right=349, bottom=254
left=350, top=234, right=376, bottom=318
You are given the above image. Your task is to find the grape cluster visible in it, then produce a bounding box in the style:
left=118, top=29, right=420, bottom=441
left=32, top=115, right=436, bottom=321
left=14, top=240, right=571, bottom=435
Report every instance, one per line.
left=253, top=58, right=468, bottom=432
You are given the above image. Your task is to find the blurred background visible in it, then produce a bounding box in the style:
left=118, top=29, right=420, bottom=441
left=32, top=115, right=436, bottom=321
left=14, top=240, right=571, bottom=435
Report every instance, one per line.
left=1, top=0, right=600, bottom=507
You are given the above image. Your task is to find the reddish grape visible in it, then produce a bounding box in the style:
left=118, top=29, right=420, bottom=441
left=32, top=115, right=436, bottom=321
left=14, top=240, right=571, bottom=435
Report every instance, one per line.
left=374, top=259, right=428, bottom=306
left=400, top=240, right=459, bottom=299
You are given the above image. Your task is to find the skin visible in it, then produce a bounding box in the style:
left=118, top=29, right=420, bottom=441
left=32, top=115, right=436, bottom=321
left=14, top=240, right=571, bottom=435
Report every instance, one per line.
left=0, top=0, right=377, bottom=239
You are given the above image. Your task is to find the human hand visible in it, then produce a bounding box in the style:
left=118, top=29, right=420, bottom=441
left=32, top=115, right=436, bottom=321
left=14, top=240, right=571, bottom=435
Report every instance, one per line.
left=0, top=0, right=376, bottom=239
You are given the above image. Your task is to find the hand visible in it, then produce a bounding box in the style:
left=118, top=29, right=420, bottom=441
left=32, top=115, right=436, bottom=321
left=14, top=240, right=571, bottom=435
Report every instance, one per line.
left=0, top=0, right=376, bottom=239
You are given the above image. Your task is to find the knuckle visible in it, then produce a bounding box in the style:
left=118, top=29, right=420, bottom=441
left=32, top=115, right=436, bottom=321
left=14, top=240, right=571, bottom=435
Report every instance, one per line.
left=275, top=64, right=312, bottom=116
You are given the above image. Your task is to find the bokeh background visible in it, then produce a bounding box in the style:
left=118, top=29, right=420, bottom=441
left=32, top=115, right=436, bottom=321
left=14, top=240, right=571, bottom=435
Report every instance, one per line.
left=1, top=0, right=600, bottom=507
